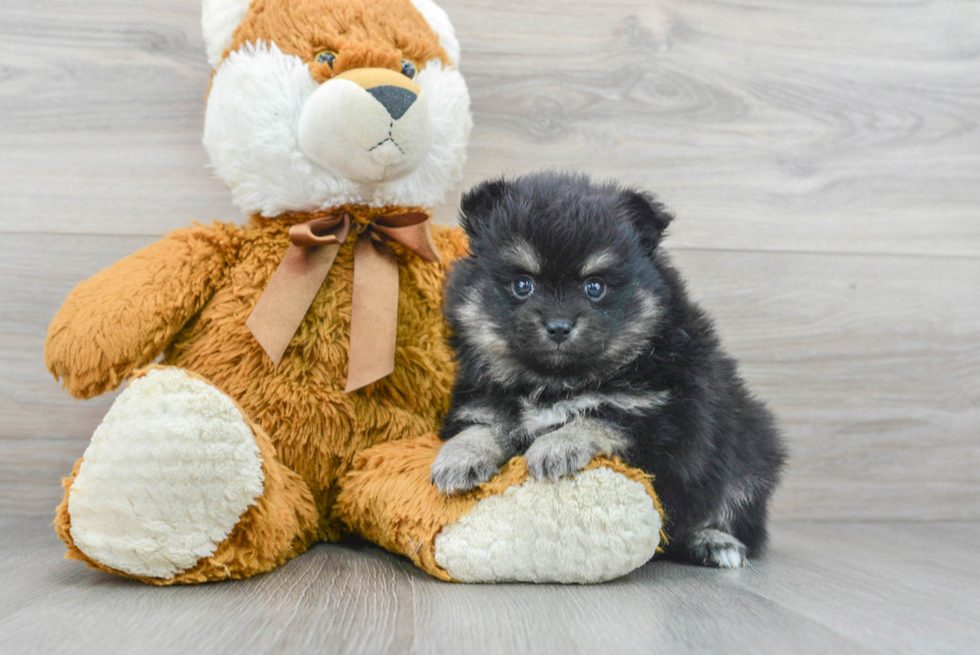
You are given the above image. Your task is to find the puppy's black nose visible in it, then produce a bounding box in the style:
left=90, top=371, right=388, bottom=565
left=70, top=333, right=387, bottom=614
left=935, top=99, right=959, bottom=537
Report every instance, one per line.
left=366, top=85, right=417, bottom=120
left=544, top=319, right=576, bottom=344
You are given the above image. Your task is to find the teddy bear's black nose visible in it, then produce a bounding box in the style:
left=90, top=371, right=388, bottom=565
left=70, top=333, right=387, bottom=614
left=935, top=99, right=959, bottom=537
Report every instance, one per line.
left=544, top=319, right=576, bottom=344
left=367, top=85, right=417, bottom=120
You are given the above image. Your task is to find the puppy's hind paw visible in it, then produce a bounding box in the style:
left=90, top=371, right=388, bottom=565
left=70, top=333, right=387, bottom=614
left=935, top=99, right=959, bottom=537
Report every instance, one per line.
left=684, top=529, right=747, bottom=569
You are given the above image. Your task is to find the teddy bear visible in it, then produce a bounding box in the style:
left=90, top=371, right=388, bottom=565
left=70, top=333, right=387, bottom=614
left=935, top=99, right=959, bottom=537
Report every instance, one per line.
left=44, top=0, right=665, bottom=585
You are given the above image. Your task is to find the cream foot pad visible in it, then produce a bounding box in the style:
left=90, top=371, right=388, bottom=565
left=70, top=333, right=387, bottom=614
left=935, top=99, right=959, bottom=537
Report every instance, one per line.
left=434, top=467, right=662, bottom=583
left=67, top=368, right=264, bottom=578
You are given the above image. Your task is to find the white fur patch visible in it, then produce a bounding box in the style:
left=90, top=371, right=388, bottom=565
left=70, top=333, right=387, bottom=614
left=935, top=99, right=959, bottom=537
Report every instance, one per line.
left=454, top=405, right=500, bottom=425
left=455, top=290, right=508, bottom=356
left=297, top=78, right=433, bottom=184
left=503, top=239, right=541, bottom=274
left=580, top=250, right=617, bottom=277
left=603, top=291, right=662, bottom=363
left=204, top=43, right=471, bottom=216
left=713, top=545, right=745, bottom=569
left=202, top=0, right=252, bottom=69
left=520, top=390, right=669, bottom=434
left=409, top=0, right=461, bottom=64
left=67, top=369, right=264, bottom=579
left=434, top=467, right=661, bottom=583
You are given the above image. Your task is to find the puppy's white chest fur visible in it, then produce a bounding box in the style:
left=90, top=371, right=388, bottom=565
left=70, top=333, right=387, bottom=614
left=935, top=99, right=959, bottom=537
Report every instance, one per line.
left=518, top=389, right=669, bottom=436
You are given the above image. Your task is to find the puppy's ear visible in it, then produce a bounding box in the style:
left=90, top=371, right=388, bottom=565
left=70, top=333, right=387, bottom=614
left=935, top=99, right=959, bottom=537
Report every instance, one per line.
left=459, top=179, right=509, bottom=240
left=621, top=189, right=673, bottom=252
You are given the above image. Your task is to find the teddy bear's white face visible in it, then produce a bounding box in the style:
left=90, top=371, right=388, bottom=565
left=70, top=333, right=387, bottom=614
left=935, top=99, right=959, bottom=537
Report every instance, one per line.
left=201, top=0, right=471, bottom=217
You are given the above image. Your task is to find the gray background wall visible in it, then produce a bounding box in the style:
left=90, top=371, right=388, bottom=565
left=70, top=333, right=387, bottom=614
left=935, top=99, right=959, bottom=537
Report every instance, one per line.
left=1, top=0, right=977, bottom=521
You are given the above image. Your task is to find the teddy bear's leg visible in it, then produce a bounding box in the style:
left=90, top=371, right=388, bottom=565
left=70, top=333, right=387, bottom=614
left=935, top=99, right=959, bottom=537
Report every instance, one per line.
left=334, top=434, right=666, bottom=583
left=54, top=366, right=320, bottom=585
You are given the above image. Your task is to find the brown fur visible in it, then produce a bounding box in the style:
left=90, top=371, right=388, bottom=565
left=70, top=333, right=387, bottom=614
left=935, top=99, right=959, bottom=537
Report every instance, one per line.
left=49, top=206, right=466, bottom=582
left=226, top=0, right=448, bottom=83
left=48, top=207, right=466, bottom=537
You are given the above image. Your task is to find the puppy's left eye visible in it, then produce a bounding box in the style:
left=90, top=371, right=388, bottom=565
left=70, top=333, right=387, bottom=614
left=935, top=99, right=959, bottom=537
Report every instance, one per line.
left=512, top=276, right=535, bottom=299
left=584, top=278, right=606, bottom=301
left=400, top=59, right=418, bottom=79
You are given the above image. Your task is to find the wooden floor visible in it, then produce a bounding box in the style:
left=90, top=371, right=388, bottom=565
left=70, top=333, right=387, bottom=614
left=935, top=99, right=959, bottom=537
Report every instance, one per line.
left=1, top=0, right=979, bottom=653
left=2, top=515, right=978, bottom=655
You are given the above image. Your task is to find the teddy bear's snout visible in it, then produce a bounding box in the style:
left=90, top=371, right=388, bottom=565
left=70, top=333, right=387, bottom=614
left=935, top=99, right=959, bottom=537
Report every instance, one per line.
left=297, top=67, right=433, bottom=184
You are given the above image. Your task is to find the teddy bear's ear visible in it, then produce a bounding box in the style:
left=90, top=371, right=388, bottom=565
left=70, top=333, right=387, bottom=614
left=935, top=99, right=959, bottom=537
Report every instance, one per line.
left=409, top=0, right=462, bottom=64
left=202, top=0, right=253, bottom=70
left=621, top=188, right=674, bottom=252
left=459, top=179, right=510, bottom=240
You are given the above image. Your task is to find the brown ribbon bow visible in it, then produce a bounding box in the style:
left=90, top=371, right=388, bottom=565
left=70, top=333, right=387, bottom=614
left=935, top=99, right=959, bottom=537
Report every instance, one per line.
left=246, top=210, right=442, bottom=392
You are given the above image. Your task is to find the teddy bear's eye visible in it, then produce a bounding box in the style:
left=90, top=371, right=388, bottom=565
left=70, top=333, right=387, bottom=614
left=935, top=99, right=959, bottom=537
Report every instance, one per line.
left=400, top=59, right=418, bottom=79
left=314, top=50, right=337, bottom=68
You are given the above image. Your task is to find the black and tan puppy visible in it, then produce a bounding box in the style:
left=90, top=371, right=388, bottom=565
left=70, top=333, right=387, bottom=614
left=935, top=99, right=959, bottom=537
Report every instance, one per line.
left=430, top=171, right=787, bottom=568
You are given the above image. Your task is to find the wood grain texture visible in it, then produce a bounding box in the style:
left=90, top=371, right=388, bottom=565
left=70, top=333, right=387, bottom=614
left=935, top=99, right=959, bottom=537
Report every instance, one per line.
left=2, top=516, right=979, bottom=655
left=1, top=0, right=979, bottom=522
left=1, top=0, right=979, bottom=254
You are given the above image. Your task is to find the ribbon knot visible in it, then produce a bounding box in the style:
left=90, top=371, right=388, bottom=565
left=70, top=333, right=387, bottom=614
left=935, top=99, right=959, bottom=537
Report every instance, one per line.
left=246, top=209, right=442, bottom=392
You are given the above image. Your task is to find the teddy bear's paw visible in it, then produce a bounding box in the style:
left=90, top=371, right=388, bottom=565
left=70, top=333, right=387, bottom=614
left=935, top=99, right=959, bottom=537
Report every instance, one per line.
left=66, top=368, right=265, bottom=579
left=433, top=466, right=661, bottom=583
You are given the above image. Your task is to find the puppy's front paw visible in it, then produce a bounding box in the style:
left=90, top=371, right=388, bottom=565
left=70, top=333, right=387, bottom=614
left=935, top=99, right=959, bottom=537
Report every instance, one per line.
left=430, top=430, right=502, bottom=495
left=525, top=432, right=596, bottom=482
left=684, top=529, right=747, bottom=569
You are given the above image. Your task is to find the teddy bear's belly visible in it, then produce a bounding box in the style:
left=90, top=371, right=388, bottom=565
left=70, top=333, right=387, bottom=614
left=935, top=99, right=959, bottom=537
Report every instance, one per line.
left=161, top=252, right=456, bottom=516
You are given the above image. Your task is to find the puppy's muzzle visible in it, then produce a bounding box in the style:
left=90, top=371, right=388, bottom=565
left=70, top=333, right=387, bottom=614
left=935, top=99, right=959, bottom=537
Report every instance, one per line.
left=297, top=67, right=433, bottom=184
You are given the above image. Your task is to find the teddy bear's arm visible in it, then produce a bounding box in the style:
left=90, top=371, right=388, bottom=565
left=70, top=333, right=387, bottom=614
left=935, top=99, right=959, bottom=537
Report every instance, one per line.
left=45, top=224, right=237, bottom=399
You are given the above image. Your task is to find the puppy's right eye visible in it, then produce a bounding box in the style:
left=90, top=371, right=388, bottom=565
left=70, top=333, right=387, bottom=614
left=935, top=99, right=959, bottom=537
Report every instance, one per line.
left=512, top=276, right=535, bottom=299
left=584, top=278, right=606, bottom=301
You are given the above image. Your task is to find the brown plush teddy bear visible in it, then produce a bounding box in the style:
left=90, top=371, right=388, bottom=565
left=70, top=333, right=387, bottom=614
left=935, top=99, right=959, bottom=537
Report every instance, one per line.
left=45, top=0, right=665, bottom=585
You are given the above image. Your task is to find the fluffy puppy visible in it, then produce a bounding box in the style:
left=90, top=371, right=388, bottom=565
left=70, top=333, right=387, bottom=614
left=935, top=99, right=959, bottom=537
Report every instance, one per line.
left=430, top=171, right=787, bottom=568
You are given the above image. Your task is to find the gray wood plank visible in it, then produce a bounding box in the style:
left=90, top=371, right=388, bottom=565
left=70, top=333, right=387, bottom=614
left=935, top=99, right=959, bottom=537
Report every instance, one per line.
left=1, top=0, right=978, bottom=257
left=737, top=522, right=980, bottom=655
left=408, top=557, right=879, bottom=655
left=2, top=517, right=979, bottom=655
left=3, top=233, right=977, bottom=520
left=455, top=0, right=980, bottom=257
left=0, top=517, right=419, bottom=655
left=668, top=247, right=980, bottom=521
